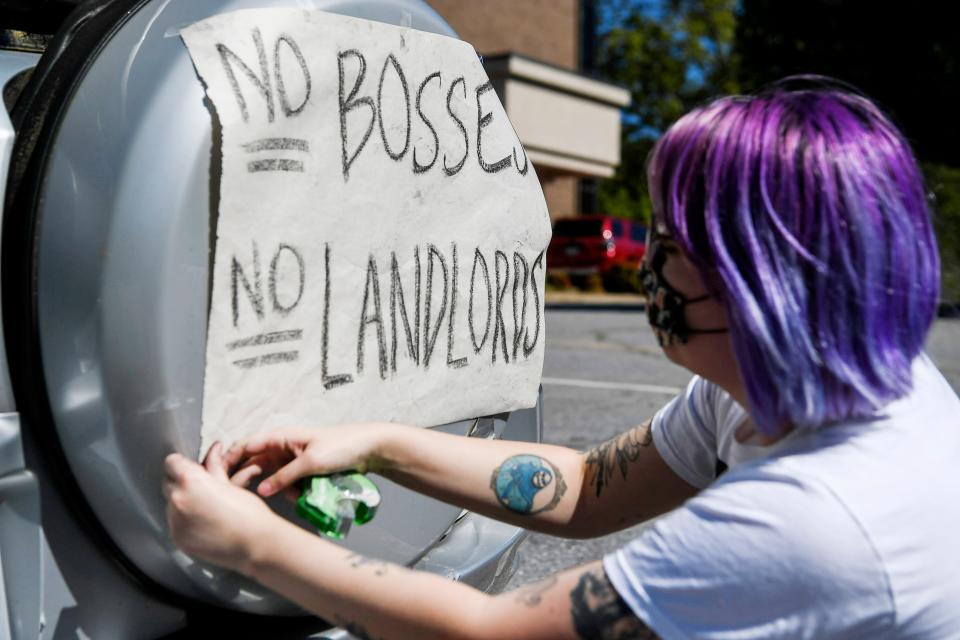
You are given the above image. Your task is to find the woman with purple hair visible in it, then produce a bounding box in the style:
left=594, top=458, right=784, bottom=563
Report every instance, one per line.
left=163, top=79, right=960, bottom=638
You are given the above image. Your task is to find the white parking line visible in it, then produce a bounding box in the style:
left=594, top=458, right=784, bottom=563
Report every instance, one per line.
left=541, top=377, right=682, bottom=395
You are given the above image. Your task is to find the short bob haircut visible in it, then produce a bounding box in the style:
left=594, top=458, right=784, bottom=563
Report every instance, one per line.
left=648, top=76, right=940, bottom=435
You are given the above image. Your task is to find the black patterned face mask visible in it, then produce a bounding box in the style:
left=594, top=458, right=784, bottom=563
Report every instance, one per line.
left=639, top=240, right=728, bottom=346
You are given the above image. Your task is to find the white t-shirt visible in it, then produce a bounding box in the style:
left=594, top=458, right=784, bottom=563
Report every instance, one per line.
left=604, top=354, right=960, bottom=639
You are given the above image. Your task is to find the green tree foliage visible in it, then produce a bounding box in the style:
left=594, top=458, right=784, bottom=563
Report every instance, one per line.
left=924, top=164, right=960, bottom=303
left=593, top=0, right=959, bottom=301
left=735, top=0, right=960, bottom=301
left=594, top=0, right=739, bottom=223
left=736, top=0, right=960, bottom=167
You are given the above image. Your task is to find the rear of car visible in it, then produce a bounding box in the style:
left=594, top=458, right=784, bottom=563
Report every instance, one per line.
left=547, top=215, right=647, bottom=274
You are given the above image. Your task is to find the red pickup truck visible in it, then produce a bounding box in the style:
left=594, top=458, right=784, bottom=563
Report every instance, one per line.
left=547, top=215, right=648, bottom=274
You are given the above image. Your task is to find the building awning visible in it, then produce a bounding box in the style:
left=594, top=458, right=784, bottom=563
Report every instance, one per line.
left=483, top=53, right=631, bottom=179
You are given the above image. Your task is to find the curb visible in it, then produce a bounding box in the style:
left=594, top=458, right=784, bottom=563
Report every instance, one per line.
left=544, top=292, right=645, bottom=313
left=545, top=301, right=645, bottom=312
left=544, top=297, right=960, bottom=318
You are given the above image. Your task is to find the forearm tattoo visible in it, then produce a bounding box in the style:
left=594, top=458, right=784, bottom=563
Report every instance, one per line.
left=584, top=420, right=653, bottom=497
left=514, top=575, right=559, bottom=607
left=570, top=567, right=659, bottom=639
left=346, top=553, right=389, bottom=576
left=490, top=454, right=568, bottom=514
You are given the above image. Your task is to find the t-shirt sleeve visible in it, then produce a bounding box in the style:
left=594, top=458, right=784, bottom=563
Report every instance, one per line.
left=602, top=469, right=894, bottom=639
left=651, top=376, right=720, bottom=489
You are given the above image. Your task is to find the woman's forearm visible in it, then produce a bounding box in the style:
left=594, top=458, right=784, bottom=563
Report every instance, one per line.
left=246, top=515, right=493, bottom=640
left=372, top=424, right=587, bottom=535
left=373, top=419, right=698, bottom=539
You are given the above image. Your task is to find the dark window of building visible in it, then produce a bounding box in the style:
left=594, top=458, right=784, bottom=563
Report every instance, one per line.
left=630, top=224, right=647, bottom=242
left=554, top=218, right=603, bottom=236
left=579, top=0, right=597, bottom=75
left=579, top=178, right=598, bottom=215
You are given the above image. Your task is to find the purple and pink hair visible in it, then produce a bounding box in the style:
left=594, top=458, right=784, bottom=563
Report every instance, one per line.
left=648, top=77, right=940, bottom=434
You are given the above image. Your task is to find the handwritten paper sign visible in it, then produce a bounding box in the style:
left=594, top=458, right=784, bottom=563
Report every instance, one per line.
left=181, top=10, right=551, bottom=452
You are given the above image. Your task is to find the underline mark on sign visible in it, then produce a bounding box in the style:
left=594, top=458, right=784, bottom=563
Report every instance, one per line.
left=227, top=329, right=303, bottom=350
left=243, top=138, right=310, bottom=152
left=541, top=377, right=681, bottom=396
left=243, top=137, right=310, bottom=173
left=248, top=159, right=304, bottom=172
left=233, top=350, right=300, bottom=369
left=229, top=329, right=303, bottom=368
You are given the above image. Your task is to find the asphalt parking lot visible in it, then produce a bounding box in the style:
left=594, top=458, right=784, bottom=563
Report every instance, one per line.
left=503, top=309, right=960, bottom=590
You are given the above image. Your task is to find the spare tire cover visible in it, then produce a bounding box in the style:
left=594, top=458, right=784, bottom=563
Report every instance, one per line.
left=33, top=0, right=468, bottom=614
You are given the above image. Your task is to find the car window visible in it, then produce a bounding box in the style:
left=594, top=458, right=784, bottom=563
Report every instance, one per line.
left=554, top=219, right=603, bottom=236
left=611, top=220, right=624, bottom=237
left=631, top=225, right=647, bottom=242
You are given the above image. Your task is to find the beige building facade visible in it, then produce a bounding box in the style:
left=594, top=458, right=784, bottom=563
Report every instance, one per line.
left=427, top=0, right=629, bottom=221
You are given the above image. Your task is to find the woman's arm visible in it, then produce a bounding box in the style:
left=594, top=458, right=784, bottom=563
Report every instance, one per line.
left=249, top=522, right=652, bottom=640
left=164, top=449, right=656, bottom=639
left=223, top=417, right=696, bottom=539
left=380, top=418, right=695, bottom=537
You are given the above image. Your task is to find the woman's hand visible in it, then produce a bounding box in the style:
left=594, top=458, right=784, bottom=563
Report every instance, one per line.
left=222, top=423, right=395, bottom=498
left=163, top=442, right=281, bottom=574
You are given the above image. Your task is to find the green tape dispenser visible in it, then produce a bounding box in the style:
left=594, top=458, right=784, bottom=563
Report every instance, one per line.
left=296, top=472, right=381, bottom=540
